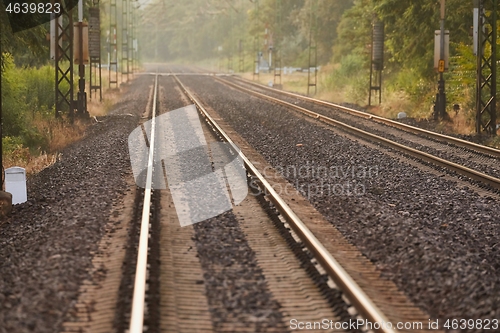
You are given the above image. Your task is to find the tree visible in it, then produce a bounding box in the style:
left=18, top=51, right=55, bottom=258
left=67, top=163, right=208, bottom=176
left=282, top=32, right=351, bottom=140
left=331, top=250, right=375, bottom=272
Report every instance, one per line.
left=0, top=2, right=49, bottom=68
left=297, top=0, right=354, bottom=64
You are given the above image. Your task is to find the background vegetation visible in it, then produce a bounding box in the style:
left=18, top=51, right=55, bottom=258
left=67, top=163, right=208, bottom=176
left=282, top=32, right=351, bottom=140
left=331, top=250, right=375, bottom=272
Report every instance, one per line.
left=0, top=0, right=110, bottom=173
left=1, top=0, right=499, bottom=174
left=136, top=0, right=498, bottom=134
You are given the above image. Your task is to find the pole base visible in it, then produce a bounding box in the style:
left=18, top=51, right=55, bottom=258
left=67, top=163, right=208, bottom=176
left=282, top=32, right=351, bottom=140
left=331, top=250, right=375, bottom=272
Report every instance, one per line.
left=0, top=191, right=13, bottom=219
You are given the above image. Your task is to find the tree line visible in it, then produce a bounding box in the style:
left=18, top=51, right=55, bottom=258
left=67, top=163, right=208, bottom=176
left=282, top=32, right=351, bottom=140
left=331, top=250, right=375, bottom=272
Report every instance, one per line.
left=138, top=0, right=484, bottom=76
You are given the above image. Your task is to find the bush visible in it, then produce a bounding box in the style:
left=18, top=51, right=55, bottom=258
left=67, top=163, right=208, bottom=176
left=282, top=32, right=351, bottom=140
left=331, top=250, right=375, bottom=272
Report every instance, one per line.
left=386, top=68, right=434, bottom=103
left=2, top=136, right=24, bottom=154
left=326, top=53, right=367, bottom=90
left=1, top=55, right=55, bottom=152
left=1, top=54, right=27, bottom=137
left=346, top=74, right=369, bottom=105
left=24, top=64, right=55, bottom=116
left=322, top=53, right=369, bottom=105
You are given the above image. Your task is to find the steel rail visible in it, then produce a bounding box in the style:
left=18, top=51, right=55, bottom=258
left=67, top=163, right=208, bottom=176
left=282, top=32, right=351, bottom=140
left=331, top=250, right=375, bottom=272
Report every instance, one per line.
left=129, top=73, right=159, bottom=333
left=172, top=74, right=398, bottom=333
left=217, top=77, right=500, bottom=191
left=230, top=76, right=500, bottom=158
left=136, top=72, right=231, bottom=77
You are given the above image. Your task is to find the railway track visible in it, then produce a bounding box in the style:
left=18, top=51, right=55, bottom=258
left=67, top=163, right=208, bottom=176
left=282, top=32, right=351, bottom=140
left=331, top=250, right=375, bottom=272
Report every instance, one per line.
left=65, top=68, right=436, bottom=333
left=6, top=65, right=496, bottom=333
left=0, top=63, right=488, bottom=333
left=216, top=76, right=500, bottom=192
left=129, top=73, right=159, bottom=332
left=93, top=68, right=498, bottom=333
left=124, top=73, right=327, bottom=332
left=167, top=69, right=500, bottom=329
left=171, top=74, right=393, bottom=330
left=178, top=72, right=444, bottom=330
left=60, top=67, right=472, bottom=333
left=228, top=76, right=500, bottom=157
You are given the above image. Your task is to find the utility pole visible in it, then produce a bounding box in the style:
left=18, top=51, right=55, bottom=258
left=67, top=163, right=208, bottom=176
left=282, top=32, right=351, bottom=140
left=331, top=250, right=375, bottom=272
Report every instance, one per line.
left=238, top=39, right=244, bottom=72
left=121, top=0, right=129, bottom=82
left=53, top=0, right=75, bottom=120
left=273, top=0, right=282, bottom=88
left=0, top=35, right=10, bottom=207
left=475, top=0, right=497, bottom=135
left=307, top=0, right=317, bottom=96
left=228, top=6, right=234, bottom=73
left=89, top=2, right=102, bottom=101
left=128, top=0, right=133, bottom=76
left=0, top=37, right=3, bottom=188
left=434, top=0, right=447, bottom=119
left=109, top=0, right=118, bottom=87
left=253, top=0, right=260, bottom=81
left=155, top=22, right=158, bottom=61
left=76, top=0, right=89, bottom=117
left=132, top=1, right=137, bottom=73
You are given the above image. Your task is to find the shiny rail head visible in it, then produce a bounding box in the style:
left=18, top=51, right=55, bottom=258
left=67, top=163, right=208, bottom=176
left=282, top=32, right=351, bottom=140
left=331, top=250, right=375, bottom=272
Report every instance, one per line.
left=136, top=72, right=227, bottom=76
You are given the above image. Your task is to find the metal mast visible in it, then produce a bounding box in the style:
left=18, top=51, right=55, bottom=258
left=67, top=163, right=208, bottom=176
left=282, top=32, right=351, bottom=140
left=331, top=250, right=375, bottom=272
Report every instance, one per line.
left=121, top=0, right=129, bottom=82
left=307, top=0, right=317, bottom=96
left=228, top=5, right=234, bottom=73
left=109, top=0, right=118, bottom=87
left=128, top=0, right=134, bottom=76
left=273, top=0, right=282, bottom=88
left=475, top=0, right=497, bottom=135
left=369, top=20, right=384, bottom=105
left=89, top=2, right=102, bottom=101
left=253, top=0, right=259, bottom=81
left=54, top=0, right=74, bottom=120
left=238, top=39, right=244, bottom=72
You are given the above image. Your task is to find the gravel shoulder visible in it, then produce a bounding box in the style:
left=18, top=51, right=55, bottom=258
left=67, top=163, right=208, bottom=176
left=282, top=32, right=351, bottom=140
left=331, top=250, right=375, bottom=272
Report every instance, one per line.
left=0, top=76, right=152, bottom=333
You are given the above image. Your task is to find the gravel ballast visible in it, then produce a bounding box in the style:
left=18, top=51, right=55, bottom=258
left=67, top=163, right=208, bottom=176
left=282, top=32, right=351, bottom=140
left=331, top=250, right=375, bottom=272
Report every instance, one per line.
left=193, top=212, right=287, bottom=332
left=158, top=75, right=287, bottom=332
left=181, top=75, right=500, bottom=324
left=228, top=78, right=500, bottom=181
left=0, top=76, right=152, bottom=333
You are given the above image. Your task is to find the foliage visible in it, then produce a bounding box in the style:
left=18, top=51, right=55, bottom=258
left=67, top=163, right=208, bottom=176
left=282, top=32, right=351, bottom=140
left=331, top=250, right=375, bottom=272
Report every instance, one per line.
left=2, top=0, right=498, bottom=140
left=0, top=2, right=49, bottom=68
left=2, top=136, right=25, bottom=155
left=24, top=65, right=55, bottom=116
left=136, top=0, right=352, bottom=65
left=1, top=54, right=54, bottom=151
left=386, top=68, right=434, bottom=104
left=333, top=0, right=373, bottom=63
left=488, top=135, right=500, bottom=149
left=1, top=54, right=26, bottom=137
left=446, top=43, right=476, bottom=113
left=326, top=53, right=367, bottom=89
left=135, top=0, right=251, bottom=61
